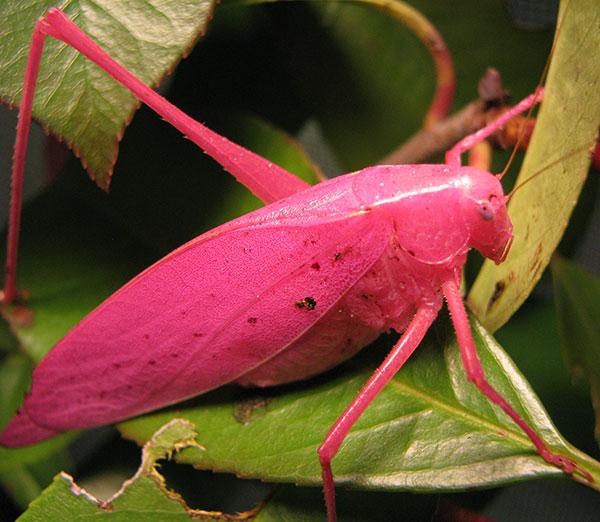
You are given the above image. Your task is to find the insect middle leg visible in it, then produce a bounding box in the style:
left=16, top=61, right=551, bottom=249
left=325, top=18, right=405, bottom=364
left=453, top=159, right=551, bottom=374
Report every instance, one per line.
left=442, top=279, right=593, bottom=482
left=318, top=304, right=439, bottom=522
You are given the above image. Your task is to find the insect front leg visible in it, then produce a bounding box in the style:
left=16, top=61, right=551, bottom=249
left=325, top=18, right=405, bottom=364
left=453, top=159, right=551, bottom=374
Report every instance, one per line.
left=441, top=279, right=593, bottom=482
left=318, top=304, right=439, bottom=522
left=445, top=89, right=544, bottom=168
left=2, top=7, right=309, bottom=305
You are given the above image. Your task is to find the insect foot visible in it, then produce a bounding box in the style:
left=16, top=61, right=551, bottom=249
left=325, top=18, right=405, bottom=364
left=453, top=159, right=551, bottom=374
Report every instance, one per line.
left=540, top=450, right=594, bottom=483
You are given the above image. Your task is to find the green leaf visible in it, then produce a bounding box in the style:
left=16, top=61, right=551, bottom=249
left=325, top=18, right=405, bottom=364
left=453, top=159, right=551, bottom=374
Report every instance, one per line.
left=468, top=0, right=600, bottom=331
left=119, top=316, right=600, bottom=492
left=0, top=0, right=217, bottom=188
left=551, top=256, right=600, bottom=442
left=15, top=418, right=436, bottom=521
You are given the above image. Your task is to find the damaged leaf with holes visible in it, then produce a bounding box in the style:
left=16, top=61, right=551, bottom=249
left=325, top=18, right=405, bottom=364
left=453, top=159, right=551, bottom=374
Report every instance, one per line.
left=17, top=420, right=242, bottom=521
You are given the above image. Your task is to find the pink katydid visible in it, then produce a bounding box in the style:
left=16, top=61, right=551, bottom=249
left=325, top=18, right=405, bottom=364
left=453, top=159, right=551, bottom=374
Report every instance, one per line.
left=0, top=6, right=595, bottom=522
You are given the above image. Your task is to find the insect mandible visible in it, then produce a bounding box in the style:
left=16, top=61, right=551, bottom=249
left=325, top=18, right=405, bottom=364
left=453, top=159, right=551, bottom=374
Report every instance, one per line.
left=0, top=7, right=594, bottom=522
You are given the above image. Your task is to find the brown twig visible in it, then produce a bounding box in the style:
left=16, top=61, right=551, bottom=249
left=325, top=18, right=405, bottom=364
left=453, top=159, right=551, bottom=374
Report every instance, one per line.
left=381, top=68, right=510, bottom=166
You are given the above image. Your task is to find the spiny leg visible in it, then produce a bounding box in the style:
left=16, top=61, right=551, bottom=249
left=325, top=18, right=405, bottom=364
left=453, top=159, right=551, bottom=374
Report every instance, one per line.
left=441, top=279, right=593, bottom=482
left=318, top=305, right=439, bottom=522
left=3, top=8, right=310, bottom=304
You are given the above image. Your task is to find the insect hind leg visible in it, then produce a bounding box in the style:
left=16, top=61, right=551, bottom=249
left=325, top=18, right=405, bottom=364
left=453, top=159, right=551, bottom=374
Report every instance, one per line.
left=3, top=7, right=309, bottom=305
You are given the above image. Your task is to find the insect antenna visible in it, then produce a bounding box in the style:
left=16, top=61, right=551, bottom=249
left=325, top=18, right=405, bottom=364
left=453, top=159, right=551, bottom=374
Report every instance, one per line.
left=505, top=143, right=594, bottom=202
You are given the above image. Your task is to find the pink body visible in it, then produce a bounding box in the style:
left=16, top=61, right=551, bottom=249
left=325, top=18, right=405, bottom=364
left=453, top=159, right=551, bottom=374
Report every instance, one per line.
left=0, top=163, right=510, bottom=446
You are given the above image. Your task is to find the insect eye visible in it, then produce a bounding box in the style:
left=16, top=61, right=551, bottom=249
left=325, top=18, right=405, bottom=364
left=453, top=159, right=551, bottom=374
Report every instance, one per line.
left=478, top=202, right=494, bottom=221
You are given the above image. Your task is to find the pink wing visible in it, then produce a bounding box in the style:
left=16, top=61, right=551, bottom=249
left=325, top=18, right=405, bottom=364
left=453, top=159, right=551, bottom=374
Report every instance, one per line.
left=1, top=206, right=391, bottom=447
